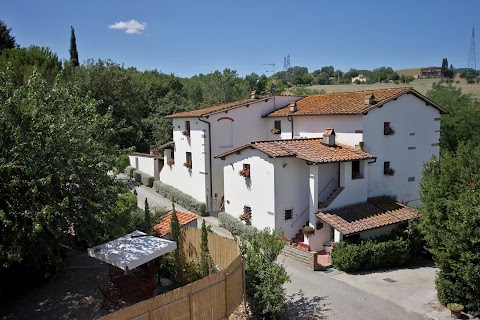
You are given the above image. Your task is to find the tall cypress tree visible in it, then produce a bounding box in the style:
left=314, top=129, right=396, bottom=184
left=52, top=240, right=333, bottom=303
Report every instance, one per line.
left=69, top=26, right=79, bottom=67
left=144, top=198, right=151, bottom=233
left=170, top=198, right=185, bottom=285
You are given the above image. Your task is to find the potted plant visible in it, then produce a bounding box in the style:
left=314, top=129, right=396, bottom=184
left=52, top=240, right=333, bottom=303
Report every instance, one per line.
left=183, top=161, right=192, bottom=169
left=352, top=172, right=363, bottom=179
left=302, top=226, right=315, bottom=238
left=384, top=125, right=395, bottom=135
left=167, top=159, right=175, bottom=166
left=271, top=128, right=281, bottom=134
left=239, top=168, right=250, bottom=178
left=384, top=168, right=395, bottom=176
left=446, top=303, right=464, bottom=319
left=181, top=129, right=190, bottom=137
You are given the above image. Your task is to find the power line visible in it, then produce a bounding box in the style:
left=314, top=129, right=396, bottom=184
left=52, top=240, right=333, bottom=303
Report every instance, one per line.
left=467, top=25, right=477, bottom=79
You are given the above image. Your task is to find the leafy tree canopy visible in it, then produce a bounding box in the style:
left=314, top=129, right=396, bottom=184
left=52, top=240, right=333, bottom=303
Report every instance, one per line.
left=426, top=82, right=480, bottom=151
left=0, top=20, right=17, bottom=53
left=0, top=69, right=135, bottom=273
left=419, top=143, right=480, bottom=315
left=0, top=46, right=62, bottom=87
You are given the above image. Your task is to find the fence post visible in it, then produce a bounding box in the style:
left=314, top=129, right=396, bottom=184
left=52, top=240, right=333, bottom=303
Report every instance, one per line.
left=225, top=272, right=229, bottom=317
left=242, top=257, right=247, bottom=317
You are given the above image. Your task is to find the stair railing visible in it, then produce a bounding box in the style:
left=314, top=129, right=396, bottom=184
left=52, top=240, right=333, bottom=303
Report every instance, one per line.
left=318, top=178, right=335, bottom=199
left=291, top=205, right=309, bottom=227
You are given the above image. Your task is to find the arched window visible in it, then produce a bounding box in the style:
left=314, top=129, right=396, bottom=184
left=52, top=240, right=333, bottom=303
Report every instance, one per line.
left=217, top=118, right=233, bottom=148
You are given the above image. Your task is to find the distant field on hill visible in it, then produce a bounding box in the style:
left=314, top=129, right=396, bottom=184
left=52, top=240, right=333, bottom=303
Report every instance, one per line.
left=395, top=68, right=422, bottom=77
left=299, top=77, right=480, bottom=99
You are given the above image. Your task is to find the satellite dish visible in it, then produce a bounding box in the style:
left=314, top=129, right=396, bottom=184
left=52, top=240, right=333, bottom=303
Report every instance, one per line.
left=270, top=81, right=277, bottom=95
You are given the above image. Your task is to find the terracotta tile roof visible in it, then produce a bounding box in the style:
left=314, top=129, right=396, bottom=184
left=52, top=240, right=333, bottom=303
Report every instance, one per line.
left=266, top=87, right=447, bottom=117
left=152, top=211, right=198, bottom=237
left=166, top=94, right=299, bottom=118
left=157, top=141, right=175, bottom=150
left=316, top=196, right=420, bottom=235
left=215, top=138, right=375, bottom=163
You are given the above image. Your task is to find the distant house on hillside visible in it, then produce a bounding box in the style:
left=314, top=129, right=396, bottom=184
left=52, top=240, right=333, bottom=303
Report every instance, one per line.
left=351, top=74, right=367, bottom=83
left=421, top=66, right=441, bottom=78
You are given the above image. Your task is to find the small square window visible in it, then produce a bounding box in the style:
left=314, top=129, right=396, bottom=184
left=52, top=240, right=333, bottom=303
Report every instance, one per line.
left=184, top=152, right=192, bottom=168
left=272, top=120, right=281, bottom=134
left=352, top=160, right=363, bottom=179
left=182, top=121, right=191, bottom=137
left=384, top=161, right=390, bottom=171
left=284, top=209, right=292, bottom=220
left=384, top=122, right=395, bottom=135
left=240, top=163, right=250, bottom=178
left=408, top=176, right=415, bottom=182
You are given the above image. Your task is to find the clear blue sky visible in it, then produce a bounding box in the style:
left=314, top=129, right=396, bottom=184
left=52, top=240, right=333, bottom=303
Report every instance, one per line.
left=3, top=0, right=479, bottom=77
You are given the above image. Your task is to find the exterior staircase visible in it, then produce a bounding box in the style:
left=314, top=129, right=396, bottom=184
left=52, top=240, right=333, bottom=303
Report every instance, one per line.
left=281, top=245, right=312, bottom=267
left=292, top=228, right=304, bottom=244
left=318, top=187, right=344, bottom=209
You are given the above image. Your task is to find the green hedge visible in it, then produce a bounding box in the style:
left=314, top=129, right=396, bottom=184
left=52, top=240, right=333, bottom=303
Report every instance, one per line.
left=331, top=237, right=410, bottom=272
left=218, top=212, right=254, bottom=238
left=153, top=181, right=207, bottom=216
left=124, top=166, right=136, bottom=178
left=132, top=169, right=154, bottom=188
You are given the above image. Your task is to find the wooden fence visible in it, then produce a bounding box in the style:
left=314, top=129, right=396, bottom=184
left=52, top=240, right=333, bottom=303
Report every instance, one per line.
left=102, top=227, right=244, bottom=320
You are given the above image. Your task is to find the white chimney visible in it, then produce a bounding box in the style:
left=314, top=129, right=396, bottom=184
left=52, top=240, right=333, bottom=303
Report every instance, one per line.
left=289, top=102, right=297, bottom=113
left=323, top=128, right=335, bottom=147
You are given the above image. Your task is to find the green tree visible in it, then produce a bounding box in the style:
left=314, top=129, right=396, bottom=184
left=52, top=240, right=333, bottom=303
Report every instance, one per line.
left=441, top=58, right=448, bottom=77
left=320, top=65, right=335, bottom=77
left=0, top=20, right=17, bottom=53
left=144, top=198, right=151, bottom=233
left=69, top=26, right=79, bottom=67
left=237, top=228, right=290, bottom=319
left=200, top=219, right=213, bottom=277
left=0, top=69, right=133, bottom=273
left=0, top=46, right=62, bottom=87
left=419, top=143, right=480, bottom=315
left=170, top=200, right=185, bottom=285
left=426, top=83, right=480, bottom=151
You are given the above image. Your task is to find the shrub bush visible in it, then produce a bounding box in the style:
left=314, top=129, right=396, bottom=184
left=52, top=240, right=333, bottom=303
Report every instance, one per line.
left=133, top=169, right=154, bottom=187
left=218, top=212, right=254, bottom=238
left=332, top=236, right=410, bottom=272
left=124, top=166, right=136, bottom=178
left=153, top=181, right=207, bottom=216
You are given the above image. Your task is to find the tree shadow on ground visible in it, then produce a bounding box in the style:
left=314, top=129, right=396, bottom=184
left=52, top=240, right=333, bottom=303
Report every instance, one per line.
left=285, top=290, right=330, bottom=319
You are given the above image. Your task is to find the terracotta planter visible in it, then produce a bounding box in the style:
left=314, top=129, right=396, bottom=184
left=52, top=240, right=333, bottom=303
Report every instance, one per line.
left=447, top=303, right=464, bottom=319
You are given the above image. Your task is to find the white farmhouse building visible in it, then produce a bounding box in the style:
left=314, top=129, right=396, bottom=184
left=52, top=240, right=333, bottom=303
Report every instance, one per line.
left=159, top=93, right=303, bottom=212
left=214, top=87, right=446, bottom=251
left=135, top=87, right=446, bottom=254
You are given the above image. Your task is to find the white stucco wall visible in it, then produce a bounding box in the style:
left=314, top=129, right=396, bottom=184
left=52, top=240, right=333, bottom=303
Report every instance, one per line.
left=328, top=160, right=369, bottom=209
left=209, top=96, right=301, bottom=211
left=362, top=94, right=441, bottom=206
left=222, top=149, right=276, bottom=231
left=293, top=115, right=363, bottom=138
left=128, top=154, right=160, bottom=179
left=273, top=157, right=310, bottom=239
left=160, top=119, right=208, bottom=203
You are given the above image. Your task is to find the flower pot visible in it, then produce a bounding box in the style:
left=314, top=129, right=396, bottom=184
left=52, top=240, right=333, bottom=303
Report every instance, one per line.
left=447, top=303, right=464, bottom=319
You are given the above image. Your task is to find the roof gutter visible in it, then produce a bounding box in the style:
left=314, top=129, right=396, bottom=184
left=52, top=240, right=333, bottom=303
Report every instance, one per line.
left=198, top=118, right=213, bottom=212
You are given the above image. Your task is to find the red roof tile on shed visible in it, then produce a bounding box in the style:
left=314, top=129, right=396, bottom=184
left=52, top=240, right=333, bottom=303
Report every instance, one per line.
left=152, top=211, right=198, bottom=237
left=316, top=196, right=420, bottom=235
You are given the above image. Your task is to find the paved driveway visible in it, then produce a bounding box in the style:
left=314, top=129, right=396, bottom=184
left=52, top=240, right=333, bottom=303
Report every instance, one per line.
left=282, top=255, right=459, bottom=320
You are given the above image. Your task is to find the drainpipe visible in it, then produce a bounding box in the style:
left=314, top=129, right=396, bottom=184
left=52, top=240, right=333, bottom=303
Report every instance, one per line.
left=198, top=118, right=213, bottom=212
left=287, top=115, right=294, bottom=139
